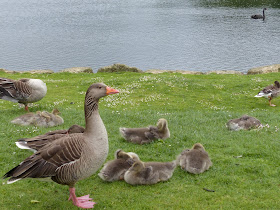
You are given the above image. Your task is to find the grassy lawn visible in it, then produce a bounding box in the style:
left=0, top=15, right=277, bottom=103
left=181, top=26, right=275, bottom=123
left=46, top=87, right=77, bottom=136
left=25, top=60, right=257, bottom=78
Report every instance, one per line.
left=1, top=71, right=280, bottom=209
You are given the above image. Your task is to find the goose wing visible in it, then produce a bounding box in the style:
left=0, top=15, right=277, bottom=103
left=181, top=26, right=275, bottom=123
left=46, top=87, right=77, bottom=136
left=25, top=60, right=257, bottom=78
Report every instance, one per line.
left=16, top=133, right=67, bottom=152
left=16, top=125, right=85, bottom=152
left=4, top=134, right=83, bottom=183
left=261, top=85, right=274, bottom=94
left=44, top=129, right=68, bottom=135
left=0, top=78, right=31, bottom=102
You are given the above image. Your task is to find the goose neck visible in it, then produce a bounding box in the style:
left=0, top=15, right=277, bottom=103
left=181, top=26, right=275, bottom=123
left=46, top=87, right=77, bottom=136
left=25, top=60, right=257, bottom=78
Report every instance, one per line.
left=83, top=96, right=107, bottom=139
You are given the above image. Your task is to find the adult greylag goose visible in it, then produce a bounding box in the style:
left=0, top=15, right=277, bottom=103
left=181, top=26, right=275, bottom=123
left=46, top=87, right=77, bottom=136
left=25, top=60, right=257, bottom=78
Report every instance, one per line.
left=124, top=160, right=177, bottom=185
left=0, top=77, right=47, bottom=111
left=98, top=149, right=140, bottom=182
left=16, top=124, right=85, bottom=152
left=3, top=83, right=119, bottom=209
left=177, top=143, right=212, bottom=174
left=226, top=115, right=262, bottom=131
left=119, top=118, right=170, bottom=144
left=251, top=8, right=267, bottom=20
left=255, top=81, right=280, bottom=106
left=11, top=108, right=64, bottom=127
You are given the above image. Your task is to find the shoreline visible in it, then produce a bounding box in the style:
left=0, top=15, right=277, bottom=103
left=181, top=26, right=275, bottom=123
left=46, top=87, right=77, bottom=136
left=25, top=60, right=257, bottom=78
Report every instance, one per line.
left=1, top=63, right=280, bottom=75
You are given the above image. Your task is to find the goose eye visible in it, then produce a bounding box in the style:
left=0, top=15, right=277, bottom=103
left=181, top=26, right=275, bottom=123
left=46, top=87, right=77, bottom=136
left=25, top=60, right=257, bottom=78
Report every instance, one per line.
left=98, top=86, right=102, bottom=89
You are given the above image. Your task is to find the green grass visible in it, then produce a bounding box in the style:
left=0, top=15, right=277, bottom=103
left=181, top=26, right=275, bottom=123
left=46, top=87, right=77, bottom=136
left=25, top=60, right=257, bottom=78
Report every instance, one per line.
left=1, top=71, right=280, bottom=209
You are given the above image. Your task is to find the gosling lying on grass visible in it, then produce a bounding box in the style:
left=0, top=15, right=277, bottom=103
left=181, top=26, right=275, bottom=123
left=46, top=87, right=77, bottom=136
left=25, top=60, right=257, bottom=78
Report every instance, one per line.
left=98, top=149, right=140, bottom=182
left=177, top=143, right=212, bottom=174
left=119, top=118, right=170, bottom=144
left=124, top=159, right=177, bottom=185
left=226, top=115, right=262, bottom=131
left=11, top=108, right=64, bottom=127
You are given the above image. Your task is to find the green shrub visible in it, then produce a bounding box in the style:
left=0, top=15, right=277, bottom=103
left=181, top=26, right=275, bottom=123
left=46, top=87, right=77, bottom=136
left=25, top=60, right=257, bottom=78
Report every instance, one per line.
left=97, top=63, right=143, bottom=73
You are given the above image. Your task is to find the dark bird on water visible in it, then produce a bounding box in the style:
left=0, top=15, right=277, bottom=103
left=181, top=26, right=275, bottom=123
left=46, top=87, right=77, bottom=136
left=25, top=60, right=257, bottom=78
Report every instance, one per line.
left=251, top=8, right=267, bottom=20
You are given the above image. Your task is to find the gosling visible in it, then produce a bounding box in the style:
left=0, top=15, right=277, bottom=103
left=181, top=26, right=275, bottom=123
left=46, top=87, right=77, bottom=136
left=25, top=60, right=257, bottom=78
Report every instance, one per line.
left=177, top=143, right=212, bottom=174
left=119, top=118, right=170, bottom=144
left=98, top=149, right=140, bottom=182
left=124, top=160, right=177, bottom=185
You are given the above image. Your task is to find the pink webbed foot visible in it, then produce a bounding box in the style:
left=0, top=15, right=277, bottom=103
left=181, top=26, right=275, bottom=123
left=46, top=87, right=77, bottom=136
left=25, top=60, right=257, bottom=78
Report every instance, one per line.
left=69, top=188, right=96, bottom=209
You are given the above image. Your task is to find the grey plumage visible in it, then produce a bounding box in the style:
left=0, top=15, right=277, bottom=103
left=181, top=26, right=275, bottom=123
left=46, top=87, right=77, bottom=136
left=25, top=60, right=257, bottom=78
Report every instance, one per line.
left=3, top=83, right=119, bottom=208
left=11, top=108, right=64, bottom=127
left=124, top=160, right=177, bottom=185
left=120, top=118, right=170, bottom=144
left=178, top=143, right=212, bottom=174
left=16, top=124, right=85, bottom=152
left=255, top=81, right=280, bottom=106
left=145, top=161, right=177, bottom=181
left=0, top=77, right=47, bottom=111
left=98, top=149, right=140, bottom=182
left=226, top=115, right=262, bottom=131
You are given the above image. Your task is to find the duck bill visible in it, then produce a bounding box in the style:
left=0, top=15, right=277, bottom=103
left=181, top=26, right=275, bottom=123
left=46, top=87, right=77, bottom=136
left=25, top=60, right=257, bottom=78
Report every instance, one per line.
left=106, top=87, right=120, bottom=95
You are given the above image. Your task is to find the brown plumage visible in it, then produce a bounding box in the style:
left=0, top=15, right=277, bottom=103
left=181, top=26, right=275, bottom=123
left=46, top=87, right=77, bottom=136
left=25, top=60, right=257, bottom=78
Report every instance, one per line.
left=16, top=124, right=85, bottom=152
left=0, top=77, right=47, bottom=111
left=226, top=115, right=262, bottom=131
left=119, top=118, right=170, bottom=144
left=178, top=143, right=212, bottom=174
left=3, top=83, right=119, bottom=209
left=124, top=160, right=177, bottom=185
left=98, top=149, right=140, bottom=182
left=255, top=81, right=280, bottom=106
left=44, top=124, right=85, bottom=136
left=11, top=108, right=64, bottom=127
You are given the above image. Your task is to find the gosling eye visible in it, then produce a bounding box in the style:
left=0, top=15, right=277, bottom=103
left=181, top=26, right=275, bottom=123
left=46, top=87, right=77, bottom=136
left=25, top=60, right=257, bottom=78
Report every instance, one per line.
left=98, top=86, right=102, bottom=89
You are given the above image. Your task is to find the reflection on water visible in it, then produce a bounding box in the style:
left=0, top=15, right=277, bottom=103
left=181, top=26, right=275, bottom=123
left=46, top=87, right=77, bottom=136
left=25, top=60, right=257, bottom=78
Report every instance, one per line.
left=0, top=0, right=279, bottom=73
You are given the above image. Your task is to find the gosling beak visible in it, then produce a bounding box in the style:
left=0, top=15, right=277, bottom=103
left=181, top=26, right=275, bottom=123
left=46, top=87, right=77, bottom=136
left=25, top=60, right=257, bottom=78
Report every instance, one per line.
left=106, top=86, right=120, bottom=95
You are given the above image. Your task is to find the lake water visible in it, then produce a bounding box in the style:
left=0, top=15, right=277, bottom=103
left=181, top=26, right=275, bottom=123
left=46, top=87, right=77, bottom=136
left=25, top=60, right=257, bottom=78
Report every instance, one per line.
left=0, top=0, right=280, bottom=73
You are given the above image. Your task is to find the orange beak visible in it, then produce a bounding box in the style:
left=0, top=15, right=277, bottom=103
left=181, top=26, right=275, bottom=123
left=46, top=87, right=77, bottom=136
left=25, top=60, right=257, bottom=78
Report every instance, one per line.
left=106, top=86, right=120, bottom=95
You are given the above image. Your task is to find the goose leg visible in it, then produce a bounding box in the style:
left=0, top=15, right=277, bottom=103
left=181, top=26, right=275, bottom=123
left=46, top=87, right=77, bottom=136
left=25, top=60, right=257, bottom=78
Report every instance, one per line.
left=24, top=104, right=29, bottom=112
left=269, top=97, right=276, bottom=107
left=68, top=187, right=96, bottom=209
